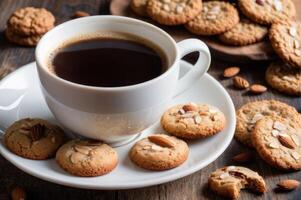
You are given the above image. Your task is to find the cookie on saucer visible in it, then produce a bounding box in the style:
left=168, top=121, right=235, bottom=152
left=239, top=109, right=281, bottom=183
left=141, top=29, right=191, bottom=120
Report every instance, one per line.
left=269, top=21, right=301, bottom=69
left=161, top=103, right=226, bottom=139
left=238, top=0, right=296, bottom=25
left=235, top=100, right=301, bottom=148
left=265, top=61, right=301, bottom=96
left=146, top=0, right=202, bottom=25
left=209, top=166, right=266, bottom=199
left=252, top=116, right=301, bottom=170
left=56, top=139, right=118, bottom=176
left=4, top=118, right=66, bottom=160
left=185, top=1, right=239, bottom=35
left=130, top=134, right=189, bottom=170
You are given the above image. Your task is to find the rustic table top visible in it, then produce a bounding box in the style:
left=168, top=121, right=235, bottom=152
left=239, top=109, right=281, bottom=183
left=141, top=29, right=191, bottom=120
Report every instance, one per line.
left=0, top=0, right=300, bottom=199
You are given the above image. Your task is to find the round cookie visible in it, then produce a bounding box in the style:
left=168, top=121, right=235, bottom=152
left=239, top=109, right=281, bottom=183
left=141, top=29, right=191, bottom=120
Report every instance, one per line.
left=130, top=134, right=189, bottom=170
left=209, top=166, right=266, bottom=199
left=7, top=7, right=55, bottom=36
left=130, top=0, right=148, bottom=16
left=252, top=116, right=301, bottom=170
left=219, top=18, right=268, bottom=46
left=238, top=0, right=296, bottom=25
left=265, top=61, right=301, bottom=96
left=185, top=1, right=239, bottom=36
left=4, top=118, right=66, bottom=160
left=269, top=21, right=301, bottom=69
left=161, top=103, right=226, bottom=139
left=235, top=100, right=301, bottom=148
left=56, top=139, right=118, bottom=176
left=5, top=27, right=42, bottom=46
left=146, top=0, right=202, bottom=25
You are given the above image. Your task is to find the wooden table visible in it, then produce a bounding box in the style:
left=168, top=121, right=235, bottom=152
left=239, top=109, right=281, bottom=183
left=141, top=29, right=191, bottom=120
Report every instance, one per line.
left=0, top=0, right=300, bottom=199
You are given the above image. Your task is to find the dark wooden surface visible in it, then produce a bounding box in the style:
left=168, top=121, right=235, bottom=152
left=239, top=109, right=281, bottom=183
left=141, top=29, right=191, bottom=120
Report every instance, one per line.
left=0, top=0, right=300, bottom=199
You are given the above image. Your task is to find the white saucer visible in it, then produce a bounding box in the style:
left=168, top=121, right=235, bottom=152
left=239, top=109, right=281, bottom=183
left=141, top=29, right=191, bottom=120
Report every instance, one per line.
left=0, top=61, right=235, bottom=190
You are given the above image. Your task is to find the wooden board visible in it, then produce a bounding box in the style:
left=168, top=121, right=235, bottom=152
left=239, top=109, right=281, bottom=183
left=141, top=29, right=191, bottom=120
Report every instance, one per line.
left=110, top=0, right=277, bottom=63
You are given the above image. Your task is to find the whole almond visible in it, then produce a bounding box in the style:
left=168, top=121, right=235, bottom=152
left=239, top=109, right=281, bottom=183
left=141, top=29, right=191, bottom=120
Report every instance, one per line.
left=148, top=135, right=176, bottom=148
left=72, top=11, right=90, bottom=18
left=182, top=104, right=197, bottom=112
left=11, top=186, right=26, bottom=200
left=233, top=76, right=249, bottom=89
left=277, top=179, right=300, bottom=190
left=249, top=84, right=267, bottom=94
left=232, top=152, right=254, bottom=163
left=278, top=135, right=297, bottom=149
left=223, top=67, right=240, bottom=78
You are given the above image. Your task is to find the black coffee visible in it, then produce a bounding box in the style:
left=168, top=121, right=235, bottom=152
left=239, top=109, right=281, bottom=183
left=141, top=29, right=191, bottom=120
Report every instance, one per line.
left=50, top=33, right=167, bottom=87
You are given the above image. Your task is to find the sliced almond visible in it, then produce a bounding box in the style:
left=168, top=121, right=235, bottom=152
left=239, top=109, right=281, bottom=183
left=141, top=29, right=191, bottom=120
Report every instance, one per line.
left=178, top=108, right=185, bottom=115
left=271, top=129, right=279, bottom=137
left=182, top=103, right=198, bottom=112
left=282, top=76, right=295, bottom=81
left=232, top=152, right=254, bottom=163
left=295, top=49, right=301, bottom=56
left=289, top=26, right=297, bottom=37
left=219, top=172, right=230, bottom=179
left=267, top=142, right=279, bottom=149
left=291, top=152, right=300, bottom=160
left=148, top=135, right=176, bottom=148
left=227, top=166, right=236, bottom=171
left=294, top=40, right=300, bottom=49
left=70, top=152, right=86, bottom=164
left=249, top=84, right=267, bottom=94
left=74, top=145, right=91, bottom=155
left=194, top=115, right=202, bottom=124
left=223, top=67, right=240, bottom=78
left=278, top=135, right=297, bottom=149
left=233, top=76, right=249, bottom=89
left=277, top=179, right=300, bottom=191
left=273, top=121, right=286, bottom=131
left=291, top=135, right=300, bottom=146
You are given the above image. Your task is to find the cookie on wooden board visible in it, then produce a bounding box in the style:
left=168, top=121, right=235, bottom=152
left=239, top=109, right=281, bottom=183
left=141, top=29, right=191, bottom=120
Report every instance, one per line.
left=5, top=27, right=42, bottom=46
left=130, top=0, right=149, bottom=16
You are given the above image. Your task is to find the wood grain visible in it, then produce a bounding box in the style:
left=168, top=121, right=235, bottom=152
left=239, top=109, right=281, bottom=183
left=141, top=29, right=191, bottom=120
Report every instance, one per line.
left=0, top=0, right=300, bottom=199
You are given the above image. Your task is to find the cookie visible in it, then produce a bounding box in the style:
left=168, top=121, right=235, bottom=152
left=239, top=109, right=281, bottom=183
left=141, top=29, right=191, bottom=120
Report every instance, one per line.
left=5, top=27, right=42, bottom=46
left=265, top=61, right=301, bottom=96
left=146, top=0, right=202, bottom=25
left=185, top=1, right=239, bottom=36
left=4, top=118, right=66, bottom=160
left=235, top=100, right=301, bottom=148
left=219, top=18, right=268, bottom=46
left=238, top=0, right=296, bottom=25
left=130, top=0, right=148, bottom=16
left=130, top=134, right=189, bottom=170
left=252, top=116, right=301, bottom=170
left=209, top=166, right=266, bottom=199
left=56, top=139, right=118, bottom=177
left=269, top=21, right=301, bottom=69
left=161, top=103, right=226, bottom=139
left=7, top=7, right=55, bottom=36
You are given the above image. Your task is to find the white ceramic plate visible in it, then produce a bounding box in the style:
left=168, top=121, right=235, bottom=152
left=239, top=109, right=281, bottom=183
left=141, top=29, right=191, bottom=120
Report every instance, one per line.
left=0, top=61, right=235, bottom=190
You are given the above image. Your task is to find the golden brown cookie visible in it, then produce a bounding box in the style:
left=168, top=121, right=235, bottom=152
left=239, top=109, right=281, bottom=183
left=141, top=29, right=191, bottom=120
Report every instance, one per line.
left=219, top=18, right=268, bottom=46
left=269, top=21, right=301, bottom=69
left=185, top=1, right=239, bottom=36
left=265, top=61, right=301, bottom=96
left=209, top=166, right=266, bottom=199
left=146, top=0, right=202, bottom=25
left=4, top=118, right=66, bottom=160
left=5, top=27, right=42, bottom=46
left=235, top=100, right=301, bottom=148
left=130, top=134, right=189, bottom=170
left=7, top=7, right=55, bottom=36
left=161, top=103, right=226, bottom=139
left=252, top=116, right=301, bottom=170
left=130, top=0, right=149, bottom=16
left=238, top=0, right=296, bottom=25
left=56, top=139, right=118, bottom=177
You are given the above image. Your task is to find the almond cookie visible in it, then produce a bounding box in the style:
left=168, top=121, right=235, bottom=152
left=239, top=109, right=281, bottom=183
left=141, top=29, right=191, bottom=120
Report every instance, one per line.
left=185, top=1, right=239, bottom=36
left=219, top=18, right=268, bottom=46
left=5, top=27, right=42, bottom=46
left=4, top=118, right=66, bottom=160
left=130, top=134, right=189, bottom=170
left=7, top=7, right=55, bottom=36
left=161, top=103, right=226, bottom=139
left=56, top=139, right=118, bottom=176
left=235, top=100, right=301, bottom=148
left=265, top=61, right=301, bottom=96
left=146, top=0, right=202, bottom=25
left=269, top=21, right=301, bottom=69
left=209, top=166, right=266, bottom=199
left=130, top=0, right=148, bottom=16
left=238, top=0, right=296, bottom=25
left=252, top=116, right=301, bottom=170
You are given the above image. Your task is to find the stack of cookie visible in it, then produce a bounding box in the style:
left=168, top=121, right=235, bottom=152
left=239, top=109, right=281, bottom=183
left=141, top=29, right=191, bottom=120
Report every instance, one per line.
left=5, top=7, right=55, bottom=46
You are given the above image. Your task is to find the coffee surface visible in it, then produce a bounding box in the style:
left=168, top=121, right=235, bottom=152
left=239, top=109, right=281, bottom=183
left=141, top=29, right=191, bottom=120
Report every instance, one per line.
left=50, top=34, right=166, bottom=87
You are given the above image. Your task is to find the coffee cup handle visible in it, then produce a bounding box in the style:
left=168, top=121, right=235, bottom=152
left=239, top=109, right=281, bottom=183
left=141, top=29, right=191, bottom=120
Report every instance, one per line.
left=174, top=39, right=211, bottom=97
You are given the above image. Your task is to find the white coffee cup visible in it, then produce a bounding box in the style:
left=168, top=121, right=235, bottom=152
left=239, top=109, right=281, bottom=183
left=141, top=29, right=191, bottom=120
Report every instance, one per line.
left=35, top=16, right=211, bottom=145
